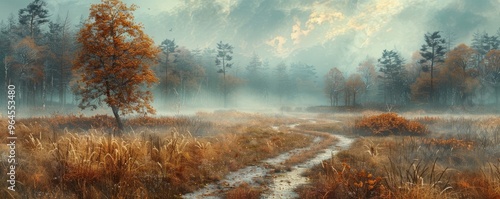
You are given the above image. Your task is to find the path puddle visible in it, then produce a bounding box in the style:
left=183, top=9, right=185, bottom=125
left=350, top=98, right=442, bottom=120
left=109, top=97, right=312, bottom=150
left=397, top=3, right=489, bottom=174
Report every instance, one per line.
left=261, top=134, right=354, bottom=199
left=182, top=133, right=321, bottom=199
left=183, top=121, right=354, bottom=199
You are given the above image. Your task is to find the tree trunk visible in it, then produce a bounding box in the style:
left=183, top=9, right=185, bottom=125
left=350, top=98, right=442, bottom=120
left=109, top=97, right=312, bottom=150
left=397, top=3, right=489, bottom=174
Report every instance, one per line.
left=111, top=105, right=124, bottom=132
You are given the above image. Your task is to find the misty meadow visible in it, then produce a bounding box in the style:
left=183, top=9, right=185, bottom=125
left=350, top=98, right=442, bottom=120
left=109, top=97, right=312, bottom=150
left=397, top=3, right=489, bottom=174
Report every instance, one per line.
left=0, top=0, right=499, bottom=198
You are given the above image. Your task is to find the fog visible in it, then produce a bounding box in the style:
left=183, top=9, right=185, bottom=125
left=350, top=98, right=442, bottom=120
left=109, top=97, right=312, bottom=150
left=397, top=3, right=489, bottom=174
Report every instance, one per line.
left=1, top=0, right=500, bottom=117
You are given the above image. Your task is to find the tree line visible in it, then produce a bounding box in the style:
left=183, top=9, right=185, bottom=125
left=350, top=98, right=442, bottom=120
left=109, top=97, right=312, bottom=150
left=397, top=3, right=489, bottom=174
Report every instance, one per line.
left=325, top=30, right=500, bottom=108
left=2, top=0, right=499, bottom=124
left=0, top=0, right=323, bottom=130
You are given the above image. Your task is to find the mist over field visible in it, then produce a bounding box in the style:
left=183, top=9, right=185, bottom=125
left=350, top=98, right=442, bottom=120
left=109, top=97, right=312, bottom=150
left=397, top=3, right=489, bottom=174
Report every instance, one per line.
left=1, top=1, right=500, bottom=198
left=1, top=0, right=500, bottom=117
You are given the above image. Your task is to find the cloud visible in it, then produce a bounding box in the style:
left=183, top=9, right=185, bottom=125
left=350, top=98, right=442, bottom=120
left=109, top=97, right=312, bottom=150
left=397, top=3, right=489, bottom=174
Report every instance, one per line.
left=266, top=36, right=288, bottom=57
left=325, top=0, right=405, bottom=40
left=291, top=10, right=344, bottom=44
left=5, top=0, right=497, bottom=74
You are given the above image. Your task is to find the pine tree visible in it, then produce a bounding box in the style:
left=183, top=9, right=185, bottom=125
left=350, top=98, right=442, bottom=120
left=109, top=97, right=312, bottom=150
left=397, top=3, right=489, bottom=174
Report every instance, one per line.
left=379, top=50, right=405, bottom=104
left=18, top=0, right=50, bottom=38
left=215, top=41, right=233, bottom=108
left=419, top=31, right=446, bottom=103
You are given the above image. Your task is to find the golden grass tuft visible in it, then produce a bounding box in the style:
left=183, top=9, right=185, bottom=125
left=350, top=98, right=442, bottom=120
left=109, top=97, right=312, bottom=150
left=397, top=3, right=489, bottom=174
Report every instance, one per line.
left=225, top=183, right=262, bottom=199
left=299, top=114, right=500, bottom=199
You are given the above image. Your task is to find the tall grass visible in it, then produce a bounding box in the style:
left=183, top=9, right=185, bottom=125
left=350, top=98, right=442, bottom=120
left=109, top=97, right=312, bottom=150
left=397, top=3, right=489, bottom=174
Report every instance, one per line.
left=0, top=113, right=311, bottom=198
left=298, top=115, right=500, bottom=199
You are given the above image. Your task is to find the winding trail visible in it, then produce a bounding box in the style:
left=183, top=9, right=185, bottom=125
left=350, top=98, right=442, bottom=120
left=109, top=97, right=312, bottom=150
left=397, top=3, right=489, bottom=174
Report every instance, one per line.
left=261, top=134, right=353, bottom=198
left=182, top=120, right=355, bottom=199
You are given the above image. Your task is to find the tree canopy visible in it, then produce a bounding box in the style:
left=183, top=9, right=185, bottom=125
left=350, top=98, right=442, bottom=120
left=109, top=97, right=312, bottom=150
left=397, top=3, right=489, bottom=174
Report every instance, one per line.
left=73, top=0, right=160, bottom=131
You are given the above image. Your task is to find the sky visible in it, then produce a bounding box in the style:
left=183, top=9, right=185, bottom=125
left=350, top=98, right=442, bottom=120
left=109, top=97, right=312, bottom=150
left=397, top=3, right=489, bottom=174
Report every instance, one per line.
left=1, top=0, right=499, bottom=74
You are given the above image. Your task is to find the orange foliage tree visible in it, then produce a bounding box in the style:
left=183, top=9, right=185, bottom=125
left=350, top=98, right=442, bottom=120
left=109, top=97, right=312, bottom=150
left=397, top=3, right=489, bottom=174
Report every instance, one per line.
left=437, top=44, right=478, bottom=105
left=357, top=57, right=378, bottom=103
left=345, top=73, right=365, bottom=106
left=11, top=37, right=45, bottom=106
left=324, top=67, right=345, bottom=106
left=73, top=0, right=160, bottom=131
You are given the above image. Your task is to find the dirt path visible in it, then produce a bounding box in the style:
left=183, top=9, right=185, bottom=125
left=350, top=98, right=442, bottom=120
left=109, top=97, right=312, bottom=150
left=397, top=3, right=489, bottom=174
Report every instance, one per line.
left=182, top=120, right=355, bottom=199
left=261, top=134, right=353, bottom=198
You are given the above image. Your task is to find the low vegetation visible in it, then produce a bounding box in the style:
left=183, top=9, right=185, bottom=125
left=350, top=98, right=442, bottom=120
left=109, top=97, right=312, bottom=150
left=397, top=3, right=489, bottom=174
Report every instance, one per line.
left=2, top=111, right=499, bottom=198
left=298, top=114, right=500, bottom=199
left=0, top=112, right=311, bottom=198
left=355, top=113, right=429, bottom=136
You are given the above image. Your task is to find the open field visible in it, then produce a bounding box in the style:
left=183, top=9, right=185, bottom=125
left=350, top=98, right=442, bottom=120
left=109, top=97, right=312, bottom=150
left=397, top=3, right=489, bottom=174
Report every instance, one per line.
left=297, top=112, right=500, bottom=199
left=1, top=110, right=499, bottom=198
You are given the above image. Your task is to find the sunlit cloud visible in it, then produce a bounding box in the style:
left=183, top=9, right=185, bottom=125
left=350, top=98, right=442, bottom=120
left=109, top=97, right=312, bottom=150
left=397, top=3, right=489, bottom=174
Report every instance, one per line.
left=291, top=10, right=344, bottom=44
left=266, top=36, right=289, bottom=57
left=325, top=0, right=405, bottom=41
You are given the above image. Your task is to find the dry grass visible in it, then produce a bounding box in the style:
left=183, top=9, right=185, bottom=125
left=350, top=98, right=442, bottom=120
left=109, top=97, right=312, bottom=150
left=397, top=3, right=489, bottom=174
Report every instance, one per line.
left=297, top=158, right=388, bottom=199
left=298, top=114, right=500, bottom=199
left=226, top=182, right=263, bottom=199
left=283, top=130, right=338, bottom=167
left=0, top=112, right=312, bottom=198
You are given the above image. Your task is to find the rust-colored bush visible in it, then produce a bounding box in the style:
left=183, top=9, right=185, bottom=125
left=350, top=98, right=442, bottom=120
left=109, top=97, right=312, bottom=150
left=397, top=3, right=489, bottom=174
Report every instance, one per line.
left=355, top=113, right=429, bottom=136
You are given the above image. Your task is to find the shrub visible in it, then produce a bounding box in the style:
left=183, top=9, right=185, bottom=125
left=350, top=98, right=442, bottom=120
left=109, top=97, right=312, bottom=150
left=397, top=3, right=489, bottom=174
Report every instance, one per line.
left=355, top=113, right=429, bottom=136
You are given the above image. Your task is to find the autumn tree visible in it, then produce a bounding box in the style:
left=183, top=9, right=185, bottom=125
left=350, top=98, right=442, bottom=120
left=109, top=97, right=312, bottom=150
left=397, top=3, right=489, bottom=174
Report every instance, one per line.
left=411, top=72, right=432, bottom=103
left=11, top=37, right=44, bottom=106
left=345, top=73, right=365, bottom=106
left=419, top=31, right=446, bottom=103
left=357, top=57, right=377, bottom=103
left=169, top=47, right=205, bottom=105
left=408, top=51, right=429, bottom=103
left=18, top=0, right=50, bottom=39
left=73, top=0, right=160, bottom=131
left=324, top=67, right=345, bottom=106
left=215, top=41, right=233, bottom=107
left=437, top=44, right=478, bottom=105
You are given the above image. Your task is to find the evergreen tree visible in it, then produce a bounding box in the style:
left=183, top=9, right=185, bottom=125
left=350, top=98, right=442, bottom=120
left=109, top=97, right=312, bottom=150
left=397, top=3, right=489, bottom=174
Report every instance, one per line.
left=18, top=0, right=50, bottom=38
left=419, top=31, right=446, bottom=103
left=215, top=41, right=233, bottom=108
left=379, top=50, right=406, bottom=104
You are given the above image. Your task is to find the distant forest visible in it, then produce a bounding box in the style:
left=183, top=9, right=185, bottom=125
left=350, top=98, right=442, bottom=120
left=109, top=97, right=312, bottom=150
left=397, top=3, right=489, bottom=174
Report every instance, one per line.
left=1, top=0, right=500, bottom=115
